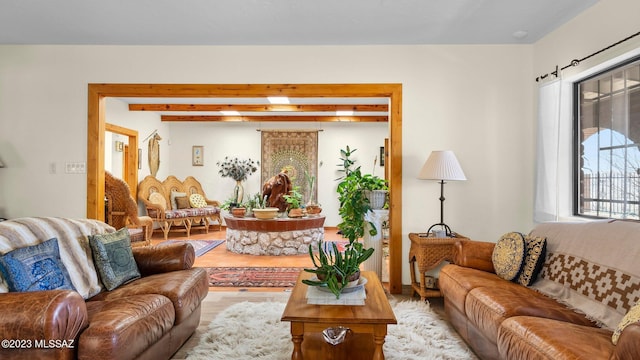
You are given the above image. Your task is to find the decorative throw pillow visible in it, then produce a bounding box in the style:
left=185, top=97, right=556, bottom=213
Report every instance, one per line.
left=517, top=235, right=547, bottom=286
left=189, top=193, right=208, bottom=208
left=149, top=192, right=167, bottom=210
left=88, top=228, right=141, bottom=291
left=170, top=191, right=187, bottom=210
left=612, top=300, right=640, bottom=344
left=175, top=196, right=191, bottom=209
left=492, top=232, right=526, bottom=281
left=0, top=237, right=76, bottom=292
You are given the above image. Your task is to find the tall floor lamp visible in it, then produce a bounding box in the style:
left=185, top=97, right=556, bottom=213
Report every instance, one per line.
left=418, top=150, right=466, bottom=236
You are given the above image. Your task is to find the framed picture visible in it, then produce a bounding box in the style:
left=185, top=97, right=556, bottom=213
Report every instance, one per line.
left=192, top=146, right=204, bottom=166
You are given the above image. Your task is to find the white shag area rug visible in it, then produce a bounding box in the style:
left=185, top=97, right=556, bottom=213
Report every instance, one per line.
left=187, top=300, right=478, bottom=360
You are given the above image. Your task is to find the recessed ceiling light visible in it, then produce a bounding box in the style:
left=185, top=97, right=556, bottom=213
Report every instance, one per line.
left=336, top=110, right=354, bottom=116
left=268, top=96, right=290, bottom=104
left=221, top=111, right=240, bottom=116
left=512, top=30, right=528, bottom=39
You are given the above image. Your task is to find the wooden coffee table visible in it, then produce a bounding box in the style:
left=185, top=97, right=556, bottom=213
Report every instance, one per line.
left=281, top=270, right=397, bottom=360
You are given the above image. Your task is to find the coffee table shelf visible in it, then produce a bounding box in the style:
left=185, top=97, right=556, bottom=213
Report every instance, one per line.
left=281, top=270, right=396, bottom=360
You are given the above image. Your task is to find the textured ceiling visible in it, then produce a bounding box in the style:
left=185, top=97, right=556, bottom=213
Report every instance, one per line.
left=0, top=0, right=598, bottom=45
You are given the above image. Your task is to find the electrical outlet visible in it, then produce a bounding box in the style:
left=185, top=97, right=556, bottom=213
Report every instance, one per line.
left=65, top=162, right=86, bottom=174
left=49, top=162, right=56, bottom=174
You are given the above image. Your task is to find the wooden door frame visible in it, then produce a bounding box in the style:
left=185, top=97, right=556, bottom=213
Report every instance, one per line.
left=105, top=123, right=139, bottom=198
left=87, top=83, right=403, bottom=294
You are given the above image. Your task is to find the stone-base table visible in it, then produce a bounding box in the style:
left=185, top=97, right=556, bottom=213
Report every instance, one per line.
left=224, top=215, right=325, bottom=256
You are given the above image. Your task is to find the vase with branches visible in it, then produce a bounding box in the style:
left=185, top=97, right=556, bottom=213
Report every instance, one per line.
left=216, top=157, right=259, bottom=204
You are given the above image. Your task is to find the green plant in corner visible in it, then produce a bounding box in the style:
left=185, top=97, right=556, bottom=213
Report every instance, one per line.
left=335, top=146, right=378, bottom=242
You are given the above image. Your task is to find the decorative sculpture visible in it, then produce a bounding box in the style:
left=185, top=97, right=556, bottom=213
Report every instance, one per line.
left=148, top=132, right=162, bottom=177
left=262, top=171, right=292, bottom=212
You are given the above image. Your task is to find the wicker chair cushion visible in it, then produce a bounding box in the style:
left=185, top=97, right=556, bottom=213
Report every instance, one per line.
left=170, top=191, right=187, bottom=210
left=149, top=192, right=167, bottom=210
left=189, top=194, right=208, bottom=208
left=175, top=196, right=191, bottom=209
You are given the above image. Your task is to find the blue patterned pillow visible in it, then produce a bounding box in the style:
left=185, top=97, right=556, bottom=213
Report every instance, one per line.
left=0, top=237, right=76, bottom=292
left=89, top=228, right=141, bottom=291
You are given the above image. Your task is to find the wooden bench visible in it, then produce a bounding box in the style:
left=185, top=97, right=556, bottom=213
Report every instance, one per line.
left=138, top=175, right=222, bottom=240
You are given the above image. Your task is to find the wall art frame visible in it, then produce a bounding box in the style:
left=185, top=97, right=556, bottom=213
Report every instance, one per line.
left=192, top=145, right=204, bottom=166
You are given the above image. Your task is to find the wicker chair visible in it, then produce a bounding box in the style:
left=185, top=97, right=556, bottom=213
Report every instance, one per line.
left=137, top=175, right=221, bottom=240
left=104, top=171, right=153, bottom=247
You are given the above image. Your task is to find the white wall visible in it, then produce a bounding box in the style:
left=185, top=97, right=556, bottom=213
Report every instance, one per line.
left=0, top=44, right=534, bottom=285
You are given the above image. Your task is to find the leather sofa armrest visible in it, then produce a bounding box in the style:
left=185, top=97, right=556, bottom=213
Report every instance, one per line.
left=132, top=242, right=195, bottom=277
left=613, top=322, right=640, bottom=360
left=0, top=290, right=88, bottom=341
left=452, top=240, right=496, bottom=273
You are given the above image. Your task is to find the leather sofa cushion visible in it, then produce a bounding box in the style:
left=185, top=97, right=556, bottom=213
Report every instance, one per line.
left=440, top=265, right=524, bottom=314
left=466, top=287, right=597, bottom=342
left=498, top=316, right=613, bottom=360
left=79, top=294, right=174, bottom=360
left=89, top=268, right=208, bottom=324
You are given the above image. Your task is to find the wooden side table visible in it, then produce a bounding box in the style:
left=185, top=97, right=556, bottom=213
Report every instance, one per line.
left=408, top=232, right=468, bottom=300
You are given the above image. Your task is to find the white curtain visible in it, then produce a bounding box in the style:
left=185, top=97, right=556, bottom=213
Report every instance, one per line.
left=534, top=79, right=572, bottom=223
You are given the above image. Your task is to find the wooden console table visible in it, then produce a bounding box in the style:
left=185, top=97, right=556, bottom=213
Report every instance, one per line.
left=408, top=232, right=468, bottom=300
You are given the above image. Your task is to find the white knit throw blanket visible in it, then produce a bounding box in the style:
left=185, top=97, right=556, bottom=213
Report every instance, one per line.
left=530, top=220, right=640, bottom=330
left=0, top=217, right=114, bottom=298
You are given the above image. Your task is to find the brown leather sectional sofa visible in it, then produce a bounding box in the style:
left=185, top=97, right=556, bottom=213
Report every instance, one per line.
left=439, top=220, right=640, bottom=360
left=0, top=217, right=208, bottom=360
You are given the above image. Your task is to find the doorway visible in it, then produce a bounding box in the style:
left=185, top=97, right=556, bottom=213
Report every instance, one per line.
left=105, top=123, right=139, bottom=197
left=87, top=83, right=403, bottom=294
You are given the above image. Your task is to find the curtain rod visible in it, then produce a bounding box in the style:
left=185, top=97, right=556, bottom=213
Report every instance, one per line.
left=535, top=30, right=640, bottom=82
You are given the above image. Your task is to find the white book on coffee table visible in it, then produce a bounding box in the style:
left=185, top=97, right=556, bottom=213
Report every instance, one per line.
left=306, top=285, right=366, bottom=305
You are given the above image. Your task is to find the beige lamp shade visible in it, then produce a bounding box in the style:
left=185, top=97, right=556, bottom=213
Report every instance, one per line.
left=418, top=150, right=466, bottom=181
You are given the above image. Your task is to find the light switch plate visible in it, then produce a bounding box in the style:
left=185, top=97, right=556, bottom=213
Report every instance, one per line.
left=65, top=162, right=86, bottom=174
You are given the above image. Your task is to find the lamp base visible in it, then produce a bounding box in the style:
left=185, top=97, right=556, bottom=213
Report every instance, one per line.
left=426, top=223, right=453, bottom=237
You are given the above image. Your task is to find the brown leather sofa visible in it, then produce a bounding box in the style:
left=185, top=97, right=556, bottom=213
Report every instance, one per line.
left=439, top=220, right=640, bottom=360
left=0, top=217, right=209, bottom=360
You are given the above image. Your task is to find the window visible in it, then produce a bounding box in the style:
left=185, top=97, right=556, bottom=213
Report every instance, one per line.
left=576, top=57, right=640, bottom=219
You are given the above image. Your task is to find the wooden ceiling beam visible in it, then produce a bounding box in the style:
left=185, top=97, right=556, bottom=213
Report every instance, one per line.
left=130, top=104, right=389, bottom=112
left=161, top=115, right=388, bottom=122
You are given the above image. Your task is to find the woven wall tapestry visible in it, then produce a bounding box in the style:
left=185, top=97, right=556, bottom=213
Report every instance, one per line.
left=261, top=130, right=318, bottom=204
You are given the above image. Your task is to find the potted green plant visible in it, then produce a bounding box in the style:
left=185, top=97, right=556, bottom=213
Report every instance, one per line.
left=220, top=196, right=247, bottom=217
left=282, top=185, right=304, bottom=217
left=302, top=239, right=374, bottom=298
left=302, top=146, right=376, bottom=298
left=360, top=173, right=389, bottom=209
